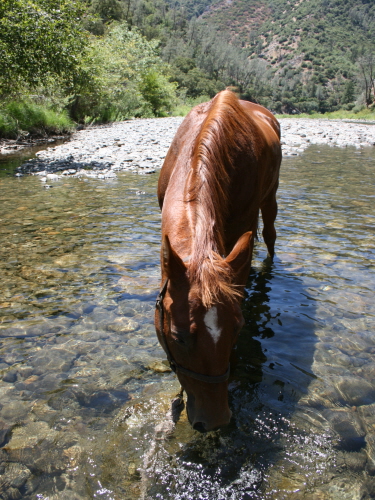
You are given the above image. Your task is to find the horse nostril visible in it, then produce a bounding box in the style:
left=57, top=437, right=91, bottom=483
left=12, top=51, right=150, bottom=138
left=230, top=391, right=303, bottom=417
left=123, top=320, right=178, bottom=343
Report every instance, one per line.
left=193, top=421, right=207, bottom=433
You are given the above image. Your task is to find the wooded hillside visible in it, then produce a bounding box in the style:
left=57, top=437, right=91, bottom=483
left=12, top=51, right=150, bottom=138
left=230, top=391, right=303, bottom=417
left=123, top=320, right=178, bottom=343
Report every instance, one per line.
left=122, top=0, right=375, bottom=113
left=1, top=0, right=374, bottom=136
left=197, top=0, right=375, bottom=112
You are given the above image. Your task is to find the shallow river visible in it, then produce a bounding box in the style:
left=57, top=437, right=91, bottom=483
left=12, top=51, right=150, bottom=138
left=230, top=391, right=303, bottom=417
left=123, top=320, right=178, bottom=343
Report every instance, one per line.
left=0, top=144, right=374, bottom=500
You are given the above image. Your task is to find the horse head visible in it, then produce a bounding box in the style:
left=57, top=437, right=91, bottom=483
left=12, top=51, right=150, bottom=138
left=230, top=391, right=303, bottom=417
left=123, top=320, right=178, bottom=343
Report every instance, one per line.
left=155, top=231, right=253, bottom=432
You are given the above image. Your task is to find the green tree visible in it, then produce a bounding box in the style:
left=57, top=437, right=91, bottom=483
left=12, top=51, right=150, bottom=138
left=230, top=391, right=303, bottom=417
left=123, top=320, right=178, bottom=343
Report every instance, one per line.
left=342, top=79, right=355, bottom=104
left=70, top=23, right=177, bottom=121
left=139, top=70, right=177, bottom=115
left=357, top=53, right=375, bottom=107
left=90, top=0, right=125, bottom=23
left=0, top=0, right=88, bottom=96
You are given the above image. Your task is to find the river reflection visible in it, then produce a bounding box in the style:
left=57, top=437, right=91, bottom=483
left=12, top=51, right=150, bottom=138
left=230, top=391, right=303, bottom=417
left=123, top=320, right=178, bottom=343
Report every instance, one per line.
left=0, top=144, right=375, bottom=499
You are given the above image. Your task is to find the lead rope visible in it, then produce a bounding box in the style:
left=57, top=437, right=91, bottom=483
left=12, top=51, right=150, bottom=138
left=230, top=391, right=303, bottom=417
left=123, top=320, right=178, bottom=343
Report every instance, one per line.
left=155, top=279, right=185, bottom=412
left=155, top=278, right=177, bottom=373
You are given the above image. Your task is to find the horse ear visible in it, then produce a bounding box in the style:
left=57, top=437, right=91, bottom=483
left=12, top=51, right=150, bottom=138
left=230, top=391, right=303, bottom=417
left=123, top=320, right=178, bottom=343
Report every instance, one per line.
left=162, top=235, right=187, bottom=280
left=225, top=231, right=253, bottom=277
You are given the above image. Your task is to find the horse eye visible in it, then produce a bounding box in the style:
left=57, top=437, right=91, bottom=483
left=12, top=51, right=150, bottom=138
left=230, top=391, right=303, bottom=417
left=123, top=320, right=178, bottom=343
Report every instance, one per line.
left=171, top=329, right=188, bottom=345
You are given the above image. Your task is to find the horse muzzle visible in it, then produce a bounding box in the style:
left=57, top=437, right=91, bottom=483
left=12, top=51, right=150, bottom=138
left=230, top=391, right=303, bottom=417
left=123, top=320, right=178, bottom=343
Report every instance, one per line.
left=185, top=391, right=232, bottom=432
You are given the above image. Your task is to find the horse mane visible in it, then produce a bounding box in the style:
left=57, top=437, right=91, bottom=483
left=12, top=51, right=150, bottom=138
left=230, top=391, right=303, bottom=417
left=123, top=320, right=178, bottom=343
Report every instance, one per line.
left=187, top=89, right=257, bottom=307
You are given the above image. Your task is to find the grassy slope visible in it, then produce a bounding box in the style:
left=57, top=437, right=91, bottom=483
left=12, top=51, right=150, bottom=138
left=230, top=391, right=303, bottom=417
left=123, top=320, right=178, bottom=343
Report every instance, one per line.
left=0, top=102, right=74, bottom=139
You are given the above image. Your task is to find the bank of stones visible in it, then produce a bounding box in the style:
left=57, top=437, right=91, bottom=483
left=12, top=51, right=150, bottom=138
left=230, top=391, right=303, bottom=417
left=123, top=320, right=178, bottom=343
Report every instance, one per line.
left=15, top=117, right=375, bottom=181
left=280, top=118, right=375, bottom=157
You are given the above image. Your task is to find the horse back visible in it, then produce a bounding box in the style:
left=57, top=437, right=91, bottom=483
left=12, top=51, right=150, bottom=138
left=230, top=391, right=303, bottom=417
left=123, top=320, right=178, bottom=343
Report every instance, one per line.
left=158, top=96, right=280, bottom=208
left=158, top=92, right=281, bottom=254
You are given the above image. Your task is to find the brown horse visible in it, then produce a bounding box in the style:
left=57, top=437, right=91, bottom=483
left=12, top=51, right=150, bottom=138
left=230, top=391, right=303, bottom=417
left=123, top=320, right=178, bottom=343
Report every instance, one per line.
left=155, top=90, right=281, bottom=432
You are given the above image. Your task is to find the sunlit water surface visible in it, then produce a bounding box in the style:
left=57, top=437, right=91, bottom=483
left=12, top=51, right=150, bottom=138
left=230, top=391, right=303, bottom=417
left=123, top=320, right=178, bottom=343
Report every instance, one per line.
left=0, top=145, right=374, bottom=500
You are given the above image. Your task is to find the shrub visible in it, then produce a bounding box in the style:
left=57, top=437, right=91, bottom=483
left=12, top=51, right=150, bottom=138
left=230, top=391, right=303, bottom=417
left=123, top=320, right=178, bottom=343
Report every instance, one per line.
left=68, top=24, right=178, bottom=122
left=0, top=101, right=73, bottom=138
left=139, top=71, right=177, bottom=116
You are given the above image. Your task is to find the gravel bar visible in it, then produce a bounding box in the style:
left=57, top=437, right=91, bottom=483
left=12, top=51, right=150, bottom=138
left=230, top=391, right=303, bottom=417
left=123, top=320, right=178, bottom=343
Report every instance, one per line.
left=14, top=117, right=375, bottom=182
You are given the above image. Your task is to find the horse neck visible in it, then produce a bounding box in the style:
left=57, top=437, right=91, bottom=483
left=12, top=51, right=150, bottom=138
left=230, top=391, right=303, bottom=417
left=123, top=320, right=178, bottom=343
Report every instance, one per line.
left=185, top=90, right=258, bottom=308
left=188, top=91, right=244, bottom=263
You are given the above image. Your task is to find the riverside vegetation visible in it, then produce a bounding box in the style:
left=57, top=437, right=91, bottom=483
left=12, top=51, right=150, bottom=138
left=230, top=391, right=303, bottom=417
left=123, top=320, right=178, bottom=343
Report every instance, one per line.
left=0, top=0, right=375, bottom=138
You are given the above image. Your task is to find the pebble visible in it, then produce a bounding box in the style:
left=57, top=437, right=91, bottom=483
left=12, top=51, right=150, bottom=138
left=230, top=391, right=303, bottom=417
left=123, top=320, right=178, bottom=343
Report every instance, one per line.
left=280, top=118, right=375, bottom=157
left=15, top=117, right=375, bottom=181
left=16, top=117, right=183, bottom=180
left=147, top=360, right=172, bottom=373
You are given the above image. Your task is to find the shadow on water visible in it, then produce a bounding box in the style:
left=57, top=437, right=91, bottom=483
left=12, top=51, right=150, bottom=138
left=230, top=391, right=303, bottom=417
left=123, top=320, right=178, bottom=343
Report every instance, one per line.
left=129, top=146, right=375, bottom=500
left=129, top=252, right=332, bottom=500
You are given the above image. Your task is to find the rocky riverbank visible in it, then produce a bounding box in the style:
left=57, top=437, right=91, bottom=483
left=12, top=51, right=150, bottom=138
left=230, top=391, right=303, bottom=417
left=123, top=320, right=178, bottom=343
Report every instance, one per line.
left=15, top=118, right=182, bottom=181
left=280, top=118, right=375, bottom=156
left=0, top=135, right=70, bottom=155
left=14, top=117, right=375, bottom=181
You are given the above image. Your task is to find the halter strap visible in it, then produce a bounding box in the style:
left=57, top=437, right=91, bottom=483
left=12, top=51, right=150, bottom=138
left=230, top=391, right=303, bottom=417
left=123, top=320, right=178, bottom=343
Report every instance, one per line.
left=155, top=279, right=230, bottom=384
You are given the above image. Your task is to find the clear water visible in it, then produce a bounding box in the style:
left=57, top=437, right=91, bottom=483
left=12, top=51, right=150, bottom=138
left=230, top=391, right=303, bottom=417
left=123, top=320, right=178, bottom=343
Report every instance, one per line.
left=0, top=145, right=374, bottom=499
left=0, top=139, right=67, bottom=178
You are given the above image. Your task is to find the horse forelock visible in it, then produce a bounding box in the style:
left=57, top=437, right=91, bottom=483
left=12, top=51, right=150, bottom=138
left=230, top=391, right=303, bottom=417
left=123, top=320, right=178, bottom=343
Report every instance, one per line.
left=187, top=90, right=256, bottom=307
left=188, top=254, right=242, bottom=308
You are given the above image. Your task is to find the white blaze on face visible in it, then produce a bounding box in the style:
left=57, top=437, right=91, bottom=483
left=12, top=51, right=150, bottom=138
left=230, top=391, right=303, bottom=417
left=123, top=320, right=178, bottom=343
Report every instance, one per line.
left=204, top=306, right=222, bottom=344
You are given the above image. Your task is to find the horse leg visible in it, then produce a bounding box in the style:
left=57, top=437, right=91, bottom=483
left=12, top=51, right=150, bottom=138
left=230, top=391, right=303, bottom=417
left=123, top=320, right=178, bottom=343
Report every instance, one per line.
left=260, top=182, right=278, bottom=260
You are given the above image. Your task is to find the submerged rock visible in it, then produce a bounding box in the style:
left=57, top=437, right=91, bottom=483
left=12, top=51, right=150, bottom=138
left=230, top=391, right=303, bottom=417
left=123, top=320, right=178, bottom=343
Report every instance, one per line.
left=147, top=360, right=172, bottom=373
left=4, top=421, right=59, bottom=452
left=1, top=463, right=32, bottom=490
left=322, top=408, right=366, bottom=451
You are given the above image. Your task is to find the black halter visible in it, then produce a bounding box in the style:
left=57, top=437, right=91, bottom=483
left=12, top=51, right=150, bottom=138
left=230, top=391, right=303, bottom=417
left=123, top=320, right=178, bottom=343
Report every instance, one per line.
left=155, top=279, right=230, bottom=384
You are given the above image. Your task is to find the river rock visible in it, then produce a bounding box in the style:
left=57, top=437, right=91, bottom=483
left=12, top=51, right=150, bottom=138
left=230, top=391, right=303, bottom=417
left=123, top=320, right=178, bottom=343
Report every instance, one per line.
left=360, top=478, right=375, bottom=500
left=0, top=419, right=12, bottom=447
left=322, top=408, right=366, bottom=451
left=117, top=306, right=136, bottom=317
left=106, top=317, right=139, bottom=332
left=4, top=421, right=58, bottom=451
left=1, top=462, right=32, bottom=490
left=15, top=117, right=182, bottom=180
left=1, top=487, right=23, bottom=500
left=73, top=387, right=129, bottom=412
left=0, top=400, right=32, bottom=422
left=336, top=449, right=368, bottom=472
left=15, top=117, right=375, bottom=181
left=147, top=360, right=172, bottom=373
left=54, top=253, right=80, bottom=266
left=336, top=376, right=375, bottom=407
left=29, top=347, right=76, bottom=374
left=22, top=475, right=42, bottom=496
left=50, top=490, right=86, bottom=500
left=2, top=370, right=18, bottom=383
